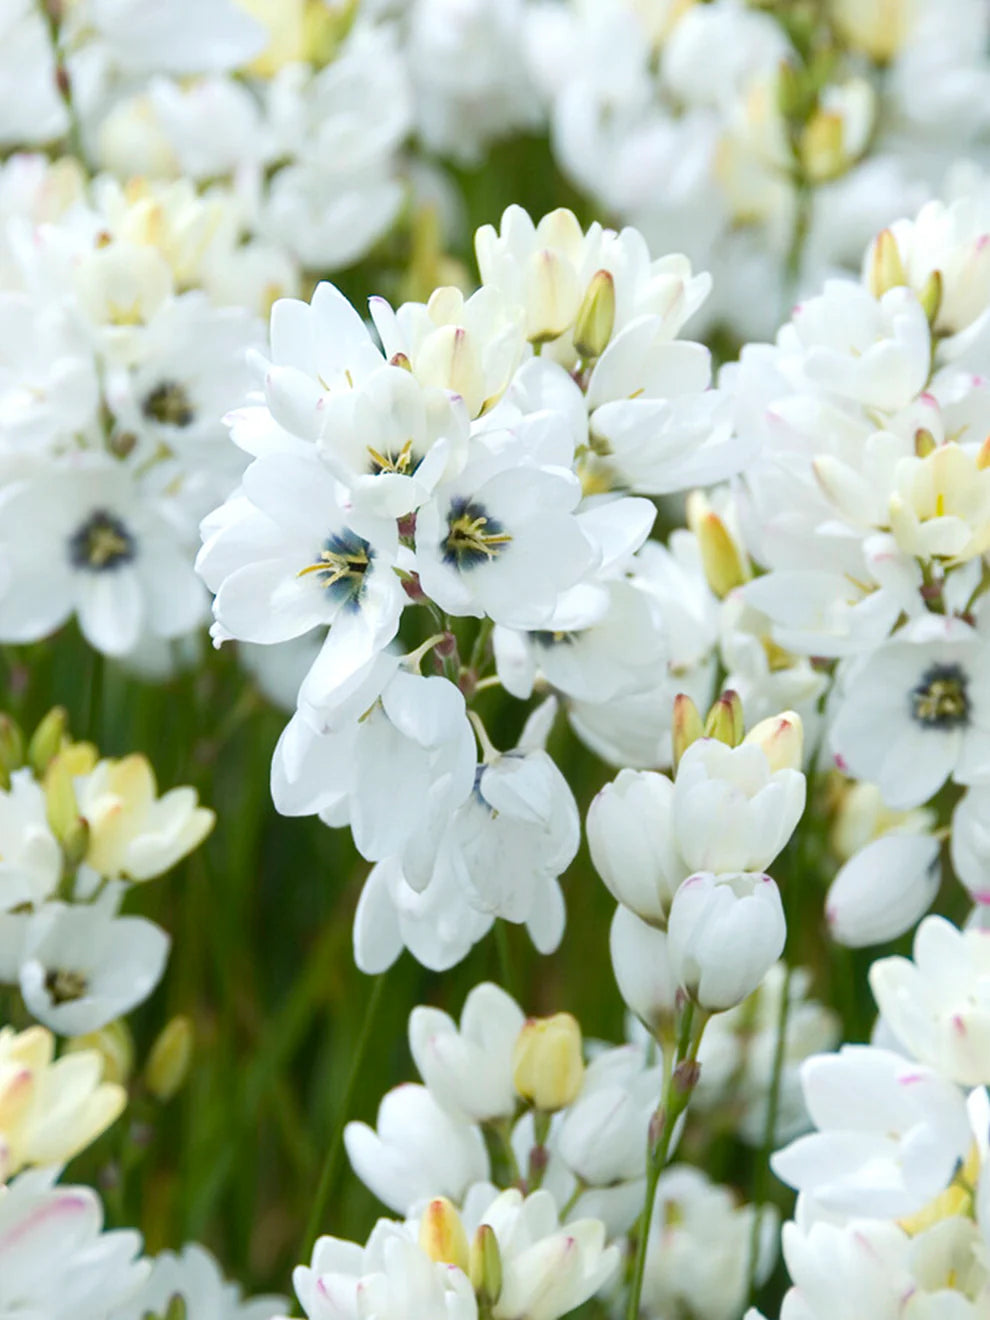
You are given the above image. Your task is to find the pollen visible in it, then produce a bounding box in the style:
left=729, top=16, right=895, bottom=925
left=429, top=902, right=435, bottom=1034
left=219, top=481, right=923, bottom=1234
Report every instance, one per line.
left=368, top=438, right=417, bottom=475
left=298, top=533, right=372, bottom=605
left=910, top=663, right=970, bottom=729
left=443, top=498, right=512, bottom=569
left=68, top=511, right=136, bottom=572
left=45, top=968, right=88, bottom=1005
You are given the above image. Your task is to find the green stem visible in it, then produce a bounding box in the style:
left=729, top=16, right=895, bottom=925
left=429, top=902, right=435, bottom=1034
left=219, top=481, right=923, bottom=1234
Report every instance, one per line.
left=83, top=649, right=104, bottom=744
left=625, top=1002, right=706, bottom=1320
left=300, top=972, right=386, bottom=1259
left=785, top=180, right=813, bottom=295
left=494, top=920, right=518, bottom=1000
left=37, top=1, right=88, bottom=166
left=745, top=962, right=792, bottom=1302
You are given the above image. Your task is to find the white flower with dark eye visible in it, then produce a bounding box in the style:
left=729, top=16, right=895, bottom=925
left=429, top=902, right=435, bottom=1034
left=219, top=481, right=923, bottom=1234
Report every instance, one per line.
left=414, top=412, right=593, bottom=628
left=0, top=458, right=206, bottom=656
left=196, top=446, right=405, bottom=649
left=829, top=614, right=990, bottom=809
left=11, top=884, right=170, bottom=1036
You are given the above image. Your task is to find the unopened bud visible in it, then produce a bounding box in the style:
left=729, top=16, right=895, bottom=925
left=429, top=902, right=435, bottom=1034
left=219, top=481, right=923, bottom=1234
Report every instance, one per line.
left=977, top=436, right=990, bottom=471
left=388, top=351, right=412, bottom=371
left=672, top=694, right=703, bottom=772
left=703, top=691, right=744, bottom=748
left=573, top=269, right=616, bottom=361
left=914, top=428, right=937, bottom=458
left=159, top=1297, right=188, bottom=1320
left=44, top=754, right=88, bottom=867
left=145, top=1015, right=193, bottom=1102
left=28, top=707, right=68, bottom=775
left=868, top=228, right=907, bottom=299
left=512, top=1013, right=584, bottom=1111
left=799, top=111, right=846, bottom=183
left=419, top=1197, right=470, bottom=1272
left=469, top=1224, right=503, bottom=1306
left=673, top=1057, right=702, bottom=1094
left=919, top=269, right=942, bottom=326
left=743, top=711, right=804, bottom=772
left=776, top=60, right=807, bottom=124
left=687, top=496, right=749, bottom=598
left=66, top=1019, right=134, bottom=1086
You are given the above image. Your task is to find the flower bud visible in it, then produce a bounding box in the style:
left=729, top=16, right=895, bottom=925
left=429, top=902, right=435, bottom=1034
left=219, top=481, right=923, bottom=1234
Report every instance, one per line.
left=419, top=1197, right=470, bottom=1272
left=470, top=1223, right=502, bottom=1306
left=145, top=1015, right=194, bottom=1102
left=826, top=833, right=941, bottom=947
left=672, top=694, right=703, bottom=773
left=66, top=1019, right=134, bottom=1086
left=799, top=111, right=846, bottom=183
left=702, top=691, right=744, bottom=748
left=918, top=269, right=942, bottom=326
left=867, top=228, right=907, bottom=299
left=44, top=753, right=89, bottom=867
left=686, top=494, right=749, bottom=598
left=28, top=707, right=69, bottom=776
left=914, top=427, right=936, bottom=459
left=667, top=872, right=786, bottom=1012
left=572, top=269, right=616, bottom=360
left=609, top=905, right=678, bottom=1042
left=512, top=1013, right=584, bottom=1111
left=587, top=769, right=683, bottom=925
left=742, top=711, right=804, bottom=772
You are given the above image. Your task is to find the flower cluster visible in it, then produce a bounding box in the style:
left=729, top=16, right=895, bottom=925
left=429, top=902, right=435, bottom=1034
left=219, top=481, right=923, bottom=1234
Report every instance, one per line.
left=197, top=204, right=742, bottom=971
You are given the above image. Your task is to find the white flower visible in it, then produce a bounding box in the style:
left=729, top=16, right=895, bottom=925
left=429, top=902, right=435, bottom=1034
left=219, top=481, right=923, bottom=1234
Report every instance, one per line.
left=825, top=832, right=942, bottom=947
left=13, top=885, right=170, bottom=1036
left=0, top=458, right=206, bottom=656
left=74, top=754, right=214, bottom=882
left=197, top=448, right=405, bottom=649
left=869, top=915, right=990, bottom=1087
left=111, top=1243, right=286, bottom=1320
left=642, top=1166, right=777, bottom=1320
left=409, top=982, right=525, bottom=1125
left=587, top=769, right=683, bottom=925
left=0, top=1168, right=147, bottom=1318
left=829, top=614, right=990, bottom=809
left=415, top=411, right=593, bottom=628
left=480, top=1187, right=620, bottom=1320
left=0, top=770, right=61, bottom=912
left=771, top=1046, right=973, bottom=1219
left=556, top=1045, right=660, bottom=1189
left=370, top=286, right=526, bottom=420
left=952, top=786, right=990, bottom=904
left=344, top=1083, right=489, bottom=1216
left=667, top=871, right=786, bottom=1012
left=608, top=904, right=679, bottom=1038
left=672, top=736, right=806, bottom=875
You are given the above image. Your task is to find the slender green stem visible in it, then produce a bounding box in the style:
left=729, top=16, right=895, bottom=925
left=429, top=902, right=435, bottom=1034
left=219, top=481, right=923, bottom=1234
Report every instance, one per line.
left=301, top=972, right=386, bottom=1259
left=494, top=920, right=518, bottom=1000
left=625, top=1002, right=706, bottom=1320
left=745, top=962, right=792, bottom=1302
left=83, top=649, right=104, bottom=743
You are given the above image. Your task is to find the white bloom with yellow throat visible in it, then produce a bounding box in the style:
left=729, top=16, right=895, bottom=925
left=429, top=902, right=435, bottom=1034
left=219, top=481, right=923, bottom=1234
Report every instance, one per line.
left=76, top=754, right=214, bottom=882
left=0, top=1024, right=125, bottom=1181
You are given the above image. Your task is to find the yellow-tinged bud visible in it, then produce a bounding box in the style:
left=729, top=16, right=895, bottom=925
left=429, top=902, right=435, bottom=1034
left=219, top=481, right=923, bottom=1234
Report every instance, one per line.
left=776, top=59, right=809, bottom=124
left=144, top=1015, right=194, bottom=1102
left=687, top=494, right=749, bottom=598
left=868, top=229, right=908, bottom=299
left=66, top=1019, right=134, bottom=1086
left=28, top=707, right=69, bottom=776
left=0, top=714, right=24, bottom=786
left=898, top=1144, right=979, bottom=1235
left=512, top=1013, right=584, bottom=1111
left=703, top=691, right=744, bottom=747
left=915, top=428, right=937, bottom=458
left=44, top=754, right=88, bottom=867
left=573, top=269, right=616, bottom=361
left=419, top=1197, right=470, bottom=1272
left=743, top=711, right=804, bottom=772
left=160, top=1297, right=188, bottom=1320
left=919, top=269, right=943, bottom=326
left=977, top=435, right=990, bottom=471
left=469, top=1224, right=502, bottom=1306
left=672, top=693, right=704, bottom=772
left=799, top=111, right=846, bottom=183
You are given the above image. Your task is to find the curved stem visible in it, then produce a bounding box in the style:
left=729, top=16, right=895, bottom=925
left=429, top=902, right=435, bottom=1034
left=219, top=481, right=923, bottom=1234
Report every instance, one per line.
left=301, top=972, right=386, bottom=1259
left=625, top=1002, right=707, bottom=1320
